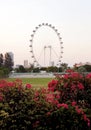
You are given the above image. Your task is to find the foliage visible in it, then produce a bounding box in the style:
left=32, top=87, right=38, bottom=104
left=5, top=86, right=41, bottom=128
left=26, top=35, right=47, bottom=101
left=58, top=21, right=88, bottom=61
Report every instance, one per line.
left=4, top=53, right=14, bottom=71
left=0, top=72, right=91, bottom=129
left=46, top=66, right=58, bottom=72
left=73, top=64, right=91, bottom=72
left=15, top=65, right=27, bottom=73
left=83, top=64, right=91, bottom=72
left=0, top=53, right=13, bottom=78
left=0, top=53, right=3, bottom=67
left=61, top=63, right=68, bottom=72
left=0, top=67, right=10, bottom=78
left=33, top=67, right=40, bottom=73
left=77, top=66, right=87, bottom=73
left=53, top=72, right=91, bottom=108
left=40, top=67, right=47, bottom=71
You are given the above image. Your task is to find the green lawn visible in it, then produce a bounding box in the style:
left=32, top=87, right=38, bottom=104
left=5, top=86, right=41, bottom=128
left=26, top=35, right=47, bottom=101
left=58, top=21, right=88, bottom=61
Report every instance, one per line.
left=6, top=78, right=54, bottom=89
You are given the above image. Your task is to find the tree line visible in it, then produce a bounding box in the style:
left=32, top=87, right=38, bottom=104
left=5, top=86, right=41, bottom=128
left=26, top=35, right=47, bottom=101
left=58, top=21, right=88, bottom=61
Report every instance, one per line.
left=1, top=52, right=91, bottom=75
left=15, top=62, right=91, bottom=73
left=15, top=63, right=69, bottom=73
left=0, top=53, right=14, bottom=78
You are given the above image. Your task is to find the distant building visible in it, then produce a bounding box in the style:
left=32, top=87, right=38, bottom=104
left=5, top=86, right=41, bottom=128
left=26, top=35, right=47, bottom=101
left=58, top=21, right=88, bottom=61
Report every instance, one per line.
left=85, top=62, right=91, bottom=65
left=24, top=60, right=29, bottom=68
left=74, top=62, right=83, bottom=67
left=50, top=61, right=54, bottom=66
left=15, top=64, right=21, bottom=68
left=74, top=62, right=91, bottom=67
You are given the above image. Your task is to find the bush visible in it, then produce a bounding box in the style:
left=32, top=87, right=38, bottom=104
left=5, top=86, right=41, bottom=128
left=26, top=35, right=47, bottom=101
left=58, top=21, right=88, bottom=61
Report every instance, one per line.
left=0, top=72, right=91, bottom=130
left=0, top=67, right=10, bottom=78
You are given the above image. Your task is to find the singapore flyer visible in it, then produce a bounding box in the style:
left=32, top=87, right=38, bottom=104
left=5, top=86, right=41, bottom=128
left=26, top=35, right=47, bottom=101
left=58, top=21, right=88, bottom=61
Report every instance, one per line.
left=29, top=23, right=63, bottom=67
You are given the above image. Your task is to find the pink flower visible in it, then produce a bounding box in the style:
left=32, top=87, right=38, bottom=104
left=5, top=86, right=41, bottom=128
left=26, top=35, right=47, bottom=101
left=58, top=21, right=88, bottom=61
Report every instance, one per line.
left=41, top=88, right=46, bottom=93
left=64, top=83, right=68, bottom=88
left=86, top=73, right=91, bottom=78
left=83, top=114, right=87, bottom=121
left=71, top=84, right=76, bottom=91
left=35, top=91, right=39, bottom=97
left=53, top=100, right=59, bottom=105
left=76, top=108, right=82, bottom=114
left=0, top=95, right=3, bottom=101
left=57, top=103, right=68, bottom=109
left=48, top=86, right=55, bottom=92
left=77, top=83, right=84, bottom=90
left=56, top=94, right=60, bottom=99
left=83, top=114, right=90, bottom=127
left=26, top=84, right=32, bottom=89
left=57, top=103, right=62, bottom=108
left=71, top=101, right=77, bottom=106
left=34, top=97, right=39, bottom=102
left=0, top=84, right=5, bottom=88
left=70, top=72, right=83, bottom=79
left=61, top=103, right=68, bottom=109
left=87, top=119, right=90, bottom=127
left=75, top=106, right=84, bottom=115
left=46, top=112, right=51, bottom=116
left=66, top=69, right=74, bottom=73
left=7, top=82, right=15, bottom=87
left=46, top=93, right=54, bottom=103
left=63, top=74, right=69, bottom=79
left=48, top=80, right=58, bottom=92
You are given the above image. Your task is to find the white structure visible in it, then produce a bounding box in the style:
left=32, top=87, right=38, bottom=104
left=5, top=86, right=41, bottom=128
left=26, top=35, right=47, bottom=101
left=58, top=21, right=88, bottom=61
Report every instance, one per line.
left=24, top=60, right=29, bottom=68
left=51, top=61, right=54, bottom=66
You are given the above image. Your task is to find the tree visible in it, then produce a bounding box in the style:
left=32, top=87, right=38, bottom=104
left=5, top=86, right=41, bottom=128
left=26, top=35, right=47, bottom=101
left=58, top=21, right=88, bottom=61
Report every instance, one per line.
left=0, top=67, right=10, bottom=78
left=46, top=66, right=58, bottom=72
left=4, top=52, right=14, bottom=71
left=33, top=67, right=40, bottom=73
left=83, top=64, right=91, bottom=72
left=0, top=53, right=3, bottom=67
left=0, top=69, right=4, bottom=78
left=15, top=65, right=26, bottom=73
left=61, top=63, right=68, bottom=72
left=77, top=66, right=87, bottom=73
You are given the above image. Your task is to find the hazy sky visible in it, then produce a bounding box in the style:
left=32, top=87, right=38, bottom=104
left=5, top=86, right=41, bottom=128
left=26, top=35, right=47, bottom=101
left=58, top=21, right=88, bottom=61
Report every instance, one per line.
left=0, top=0, right=91, bottom=67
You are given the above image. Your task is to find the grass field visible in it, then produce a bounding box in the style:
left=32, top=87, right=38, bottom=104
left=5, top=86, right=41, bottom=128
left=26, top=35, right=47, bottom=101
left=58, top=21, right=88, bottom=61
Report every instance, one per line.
left=6, top=78, right=54, bottom=88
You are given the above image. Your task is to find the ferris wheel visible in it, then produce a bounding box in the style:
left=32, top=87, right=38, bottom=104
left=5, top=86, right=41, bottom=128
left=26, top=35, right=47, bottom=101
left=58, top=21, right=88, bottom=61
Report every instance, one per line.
left=29, top=23, right=63, bottom=67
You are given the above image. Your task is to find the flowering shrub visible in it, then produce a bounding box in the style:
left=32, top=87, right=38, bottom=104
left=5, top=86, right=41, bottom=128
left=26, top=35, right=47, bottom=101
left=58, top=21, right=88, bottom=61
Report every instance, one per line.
left=0, top=72, right=91, bottom=130
left=51, top=72, right=91, bottom=108
left=48, top=72, right=91, bottom=128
